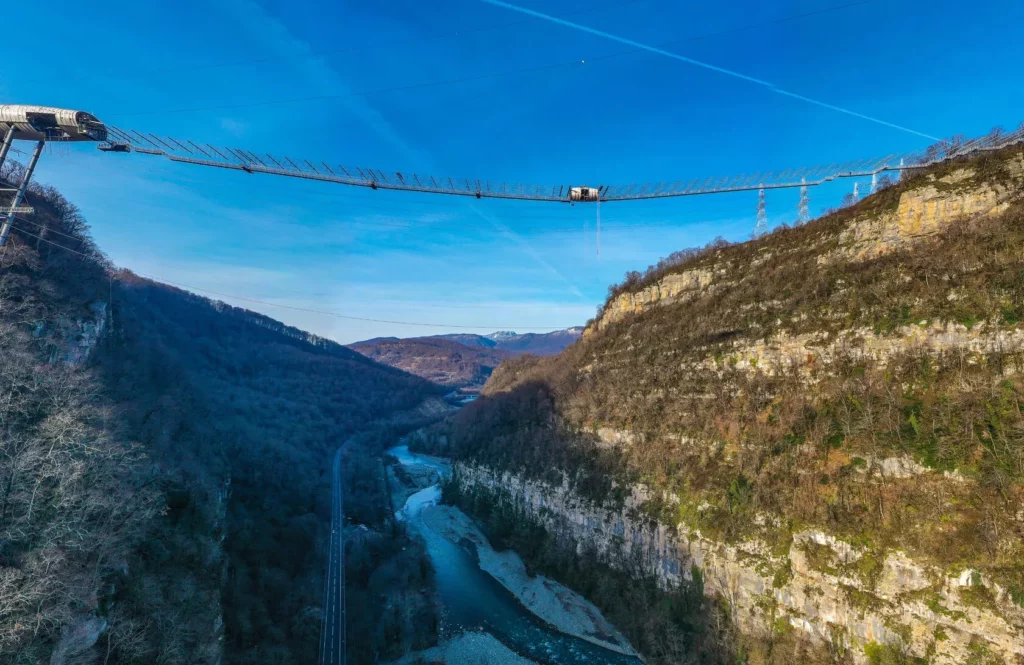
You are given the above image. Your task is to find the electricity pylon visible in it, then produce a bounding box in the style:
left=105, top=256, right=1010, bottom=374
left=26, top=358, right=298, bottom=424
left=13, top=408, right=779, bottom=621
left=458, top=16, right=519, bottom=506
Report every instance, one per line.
left=754, top=186, right=768, bottom=237
left=798, top=179, right=810, bottom=224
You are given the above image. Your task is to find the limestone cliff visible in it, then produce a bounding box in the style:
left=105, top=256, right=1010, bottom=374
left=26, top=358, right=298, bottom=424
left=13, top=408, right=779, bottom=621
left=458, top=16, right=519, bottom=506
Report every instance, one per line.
left=593, top=265, right=720, bottom=331
left=591, top=150, right=1024, bottom=332
left=452, top=463, right=1023, bottom=665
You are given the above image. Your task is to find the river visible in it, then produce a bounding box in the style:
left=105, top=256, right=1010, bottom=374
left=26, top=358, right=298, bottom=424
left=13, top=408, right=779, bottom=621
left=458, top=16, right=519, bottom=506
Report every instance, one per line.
left=388, top=445, right=643, bottom=665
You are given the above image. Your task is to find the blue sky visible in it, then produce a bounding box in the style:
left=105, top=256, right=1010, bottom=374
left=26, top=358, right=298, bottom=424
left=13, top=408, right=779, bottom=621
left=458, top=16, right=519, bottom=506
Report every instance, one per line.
left=3, top=0, right=1022, bottom=342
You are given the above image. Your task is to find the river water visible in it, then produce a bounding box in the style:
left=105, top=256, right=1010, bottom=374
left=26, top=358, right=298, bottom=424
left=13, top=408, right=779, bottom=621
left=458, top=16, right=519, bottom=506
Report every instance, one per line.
left=388, top=445, right=642, bottom=665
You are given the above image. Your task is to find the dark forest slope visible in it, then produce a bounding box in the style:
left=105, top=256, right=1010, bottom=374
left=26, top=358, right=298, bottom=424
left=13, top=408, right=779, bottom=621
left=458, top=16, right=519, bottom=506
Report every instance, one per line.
left=103, top=275, right=444, bottom=664
left=0, top=167, right=443, bottom=664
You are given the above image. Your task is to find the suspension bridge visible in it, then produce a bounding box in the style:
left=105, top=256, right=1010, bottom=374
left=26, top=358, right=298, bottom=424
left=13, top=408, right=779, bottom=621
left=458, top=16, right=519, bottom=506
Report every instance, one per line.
left=2, top=103, right=1024, bottom=248
left=3, top=103, right=1024, bottom=665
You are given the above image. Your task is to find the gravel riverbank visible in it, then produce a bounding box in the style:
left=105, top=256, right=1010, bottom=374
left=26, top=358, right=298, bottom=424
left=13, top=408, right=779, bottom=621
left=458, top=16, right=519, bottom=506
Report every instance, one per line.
left=388, top=631, right=538, bottom=665
left=420, top=504, right=639, bottom=658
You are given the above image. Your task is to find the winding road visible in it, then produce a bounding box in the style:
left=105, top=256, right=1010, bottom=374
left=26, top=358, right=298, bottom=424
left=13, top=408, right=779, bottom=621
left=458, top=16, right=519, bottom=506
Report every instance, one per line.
left=318, top=447, right=345, bottom=665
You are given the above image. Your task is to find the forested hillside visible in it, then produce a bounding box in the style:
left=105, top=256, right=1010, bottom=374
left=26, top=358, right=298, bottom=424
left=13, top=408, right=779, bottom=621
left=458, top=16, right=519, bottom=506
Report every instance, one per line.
left=436, top=143, right=1024, bottom=664
left=349, top=335, right=510, bottom=388
left=349, top=328, right=583, bottom=389
left=0, top=166, right=444, bottom=664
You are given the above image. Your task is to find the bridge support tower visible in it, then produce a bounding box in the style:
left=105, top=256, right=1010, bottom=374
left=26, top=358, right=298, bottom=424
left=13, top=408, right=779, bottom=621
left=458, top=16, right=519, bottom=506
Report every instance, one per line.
left=0, top=140, right=45, bottom=247
left=0, top=127, right=15, bottom=174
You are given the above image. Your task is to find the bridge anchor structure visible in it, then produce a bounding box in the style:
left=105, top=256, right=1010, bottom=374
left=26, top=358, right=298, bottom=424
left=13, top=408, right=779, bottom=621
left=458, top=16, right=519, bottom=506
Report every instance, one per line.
left=0, top=136, right=43, bottom=247
left=0, top=105, right=109, bottom=246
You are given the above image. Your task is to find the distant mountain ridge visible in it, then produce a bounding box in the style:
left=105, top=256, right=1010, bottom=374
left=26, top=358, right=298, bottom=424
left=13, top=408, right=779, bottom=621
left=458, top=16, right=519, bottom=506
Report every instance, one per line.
left=485, top=330, right=519, bottom=341
left=349, top=327, right=582, bottom=389
left=434, top=327, right=584, bottom=354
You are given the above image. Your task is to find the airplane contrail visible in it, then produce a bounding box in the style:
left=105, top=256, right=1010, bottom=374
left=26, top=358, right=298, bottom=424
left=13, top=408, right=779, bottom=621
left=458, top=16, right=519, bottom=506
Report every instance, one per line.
left=470, top=203, right=588, bottom=301
left=480, top=0, right=939, bottom=141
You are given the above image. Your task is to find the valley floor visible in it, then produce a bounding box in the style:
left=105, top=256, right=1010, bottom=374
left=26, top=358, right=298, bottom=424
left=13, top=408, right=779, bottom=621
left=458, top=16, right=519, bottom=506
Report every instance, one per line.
left=384, top=444, right=641, bottom=665
left=388, top=631, right=537, bottom=665
left=419, top=504, right=638, bottom=657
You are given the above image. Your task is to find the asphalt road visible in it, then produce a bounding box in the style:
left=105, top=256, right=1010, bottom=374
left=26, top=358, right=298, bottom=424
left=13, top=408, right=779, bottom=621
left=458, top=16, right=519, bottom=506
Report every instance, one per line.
left=319, top=448, right=345, bottom=665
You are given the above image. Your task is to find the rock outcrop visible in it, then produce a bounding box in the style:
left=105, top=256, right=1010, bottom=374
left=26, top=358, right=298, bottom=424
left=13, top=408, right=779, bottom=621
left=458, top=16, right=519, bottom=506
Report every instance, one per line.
left=590, top=156, right=1024, bottom=332
left=691, top=321, right=1024, bottom=380
left=840, top=157, right=1024, bottom=260
left=33, top=300, right=108, bottom=365
left=453, top=464, right=1024, bottom=665
left=594, top=267, right=719, bottom=331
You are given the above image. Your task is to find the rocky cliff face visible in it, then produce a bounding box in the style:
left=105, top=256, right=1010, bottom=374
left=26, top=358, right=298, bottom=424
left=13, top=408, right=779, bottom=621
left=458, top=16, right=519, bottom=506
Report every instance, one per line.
left=592, top=266, right=719, bottom=331
left=453, top=463, right=1023, bottom=665
left=591, top=153, right=1024, bottom=332
left=60, top=301, right=107, bottom=365
left=691, top=321, right=1024, bottom=380
left=840, top=154, right=1024, bottom=260
left=32, top=300, right=108, bottom=365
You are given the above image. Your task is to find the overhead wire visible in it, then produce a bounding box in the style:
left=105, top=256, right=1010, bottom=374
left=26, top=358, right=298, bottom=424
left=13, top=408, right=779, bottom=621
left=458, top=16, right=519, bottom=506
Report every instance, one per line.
left=35, top=0, right=650, bottom=87
left=7, top=217, right=580, bottom=330
left=109, top=58, right=586, bottom=118
left=5, top=158, right=638, bottom=236
left=482, top=0, right=934, bottom=139
left=6, top=213, right=94, bottom=243
left=107, top=0, right=879, bottom=118
left=9, top=212, right=579, bottom=310
left=165, top=187, right=613, bottom=228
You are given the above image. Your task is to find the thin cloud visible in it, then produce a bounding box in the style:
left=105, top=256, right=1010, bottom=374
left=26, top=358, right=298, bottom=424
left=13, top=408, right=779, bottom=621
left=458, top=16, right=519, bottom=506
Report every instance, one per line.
left=210, top=0, right=430, bottom=165
left=207, top=0, right=591, bottom=300
left=480, top=0, right=938, bottom=141
left=470, top=203, right=587, bottom=301
left=220, top=117, right=249, bottom=137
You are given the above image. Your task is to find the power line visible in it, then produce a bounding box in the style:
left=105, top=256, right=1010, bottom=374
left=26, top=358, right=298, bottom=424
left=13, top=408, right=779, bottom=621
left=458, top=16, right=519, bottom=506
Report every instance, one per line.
left=107, top=0, right=878, bottom=118
left=10, top=213, right=585, bottom=308
left=8, top=221, right=98, bottom=257
left=7, top=213, right=92, bottom=242
left=32, top=0, right=649, bottom=88
left=483, top=0, right=934, bottom=139
left=9, top=176, right=646, bottom=239
left=8, top=219, right=580, bottom=330
left=109, top=58, right=585, bottom=118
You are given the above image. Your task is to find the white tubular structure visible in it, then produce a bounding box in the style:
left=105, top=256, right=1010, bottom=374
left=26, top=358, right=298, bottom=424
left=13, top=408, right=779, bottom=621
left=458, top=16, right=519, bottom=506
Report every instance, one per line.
left=0, top=105, right=109, bottom=144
